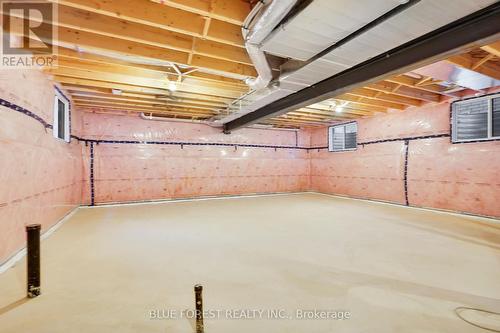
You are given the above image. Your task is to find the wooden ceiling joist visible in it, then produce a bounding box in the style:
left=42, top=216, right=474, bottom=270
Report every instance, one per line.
left=15, top=1, right=491, bottom=129
left=335, top=94, right=407, bottom=110
left=73, top=94, right=219, bottom=111
left=56, top=77, right=235, bottom=105
left=293, top=109, right=359, bottom=119
left=480, top=41, right=500, bottom=58
left=47, top=67, right=244, bottom=99
left=347, top=88, right=423, bottom=107
left=365, top=81, right=443, bottom=103
left=11, top=24, right=254, bottom=79
left=49, top=0, right=246, bottom=48
left=74, top=102, right=216, bottom=116
left=447, top=53, right=500, bottom=80
left=386, top=75, right=461, bottom=97
left=80, top=106, right=214, bottom=119
left=53, top=5, right=252, bottom=66
left=54, top=58, right=246, bottom=93
left=56, top=48, right=247, bottom=87
left=266, top=118, right=337, bottom=126
left=310, top=100, right=387, bottom=114
left=63, top=84, right=232, bottom=107
left=150, top=0, right=250, bottom=26
left=51, top=27, right=256, bottom=78
left=69, top=91, right=227, bottom=109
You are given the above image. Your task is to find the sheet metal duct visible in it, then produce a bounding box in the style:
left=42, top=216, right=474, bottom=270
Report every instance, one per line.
left=261, top=0, right=408, bottom=61
left=412, top=61, right=500, bottom=91
left=224, top=2, right=500, bottom=132
left=243, top=0, right=298, bottom=91
left=219, top=0, right=410, bottom=123
left=277, top=0, right=498, bottom=91
left=220, top=0, right=499, bottom=128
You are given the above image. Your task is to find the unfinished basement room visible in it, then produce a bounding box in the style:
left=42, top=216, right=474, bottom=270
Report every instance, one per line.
left=0, top=0, right=499, bottom=332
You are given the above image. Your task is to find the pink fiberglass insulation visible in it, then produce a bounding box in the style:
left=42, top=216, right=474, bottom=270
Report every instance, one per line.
left=408, top=137, right=500, bottom=216
left=80, top=112, right=310, bottom=204
left=309, top=100, right=500, bottom=218
left=0, top=69, right=84, bottom=264
left=311, top=141, right=407, bottom=204
left=1, top=67, right=499, bottom=265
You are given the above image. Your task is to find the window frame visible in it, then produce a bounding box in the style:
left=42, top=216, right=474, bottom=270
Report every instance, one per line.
left=451, top=93, right=500, bottom=143
left=328, top=121, right=358, bottom=152
left=53, top=88, right=71, bottom=143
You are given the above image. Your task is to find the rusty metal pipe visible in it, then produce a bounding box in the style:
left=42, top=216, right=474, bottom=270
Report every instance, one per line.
left=26, top=224, right=41, bottom=298
left=194, top=284, right=204, bottom=333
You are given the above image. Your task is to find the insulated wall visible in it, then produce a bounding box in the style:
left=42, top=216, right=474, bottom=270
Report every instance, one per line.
left=1, top=67, right=498, bottom=267
left=309, top=101, right=500, bottom=218
left=80, top=112, right=310, bottom=205
left=0, top=69, right=84, bottom=264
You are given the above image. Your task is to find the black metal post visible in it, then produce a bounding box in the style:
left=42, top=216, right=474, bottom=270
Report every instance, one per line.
left=26, top=224, right=41, bottom=298
left=194, top=284, right=204, bottom=333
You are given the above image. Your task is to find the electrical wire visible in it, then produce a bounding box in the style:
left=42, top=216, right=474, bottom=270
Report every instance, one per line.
left=454, top=306, right=500, bottom=332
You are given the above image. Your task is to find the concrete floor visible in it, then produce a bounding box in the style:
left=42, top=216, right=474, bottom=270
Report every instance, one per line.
left=0, top=193, right=499, bottom=332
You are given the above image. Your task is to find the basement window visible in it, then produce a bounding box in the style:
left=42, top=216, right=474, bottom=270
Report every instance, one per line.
left=452, top=93, right=500, bottom=143
left=53, top=89, right=70, bottom=143
left=328, top=122, right=358, bottom=152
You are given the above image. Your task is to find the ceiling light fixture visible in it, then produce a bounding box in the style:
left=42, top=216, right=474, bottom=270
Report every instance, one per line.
left=335, top=101, right=350, bottom=113
left=168, top=81, right=177, bottom=92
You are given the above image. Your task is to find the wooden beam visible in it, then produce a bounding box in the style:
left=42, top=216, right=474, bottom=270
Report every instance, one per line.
left=56, top=77, right=235, bottom=103
left=62, top=83, right=232, bottom=106
left=347, top=88, right=423, bottom=107
left=7, top=15, right=254, bottom=78
left=287, top=112, right=336, bottom=121
left=480, top=41, right=500, bottom=58
left=69, top=90, right=227, bottom=108
left=72, top=94, right=220, bottom=111
left=78, top=107, right=214, bottom=119
left=304, top=106, right=374, bottom=117
left=75, top=107, right=214, bottom=118
left=74, top=101, right=216, bottom=116
left=80, top=107, right=213, bottom=119
left=54, top=58, right=246, bottom=93
left=386, top=75, right=462, bottom=97
left=301, top=107, right=371, bottom=118
left=46, top=66, right=245, bottom=99
left=50, top=5, right=252, bottom=65
left=472, top=53, right=495, bottom=70
left=275, top=115, right=338, bottom=123
left=335, top=94, right=407, bottom=110
left=150, top=0, right=250, bottom=26
left=365, top=81, right=442, bottom=103
left=265, top=118, right=326, bottom=125
left=202, top=17, right=212, bottom=39
left=311, top=100, right=387, bottom=114
left=290, top=109, right=357, bottom=119
left=275, top=116, right=340, bottom=123
left=50, top=0, right=245, bottom=48
left=56, top=48, right=247, bottom=86
left=50, top=27, right=255, bottom=78
left=447, top=53, right=500, bottom=80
